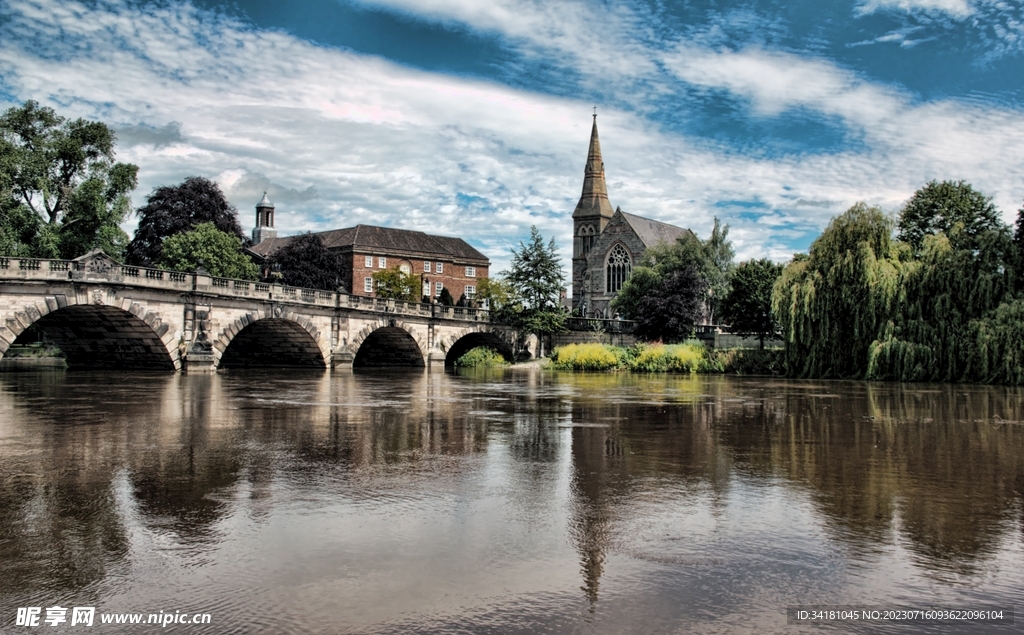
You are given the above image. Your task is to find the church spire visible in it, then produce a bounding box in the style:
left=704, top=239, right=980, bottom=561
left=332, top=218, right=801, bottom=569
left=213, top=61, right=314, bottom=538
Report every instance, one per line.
left=572, top=114, right=615, bottom=220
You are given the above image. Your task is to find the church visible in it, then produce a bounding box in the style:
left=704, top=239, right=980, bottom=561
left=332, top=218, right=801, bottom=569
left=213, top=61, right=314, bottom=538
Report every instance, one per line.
left=571, top=116, right=694, bottom=318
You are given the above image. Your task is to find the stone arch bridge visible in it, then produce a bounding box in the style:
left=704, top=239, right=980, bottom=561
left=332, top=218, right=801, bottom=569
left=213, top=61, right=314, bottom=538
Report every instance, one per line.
left=0, top=252, right=521, bottom=371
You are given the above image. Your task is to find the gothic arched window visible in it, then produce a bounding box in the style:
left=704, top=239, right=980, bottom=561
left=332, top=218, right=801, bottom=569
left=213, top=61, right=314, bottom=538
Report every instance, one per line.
left=579, top=225, right=596, bottom=255
left=606, top=244, right=631, bottom=294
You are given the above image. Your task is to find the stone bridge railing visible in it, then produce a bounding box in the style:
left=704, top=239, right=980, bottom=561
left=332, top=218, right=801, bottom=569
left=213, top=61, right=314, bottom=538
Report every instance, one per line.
left=0, top=256, right=489, bottom=323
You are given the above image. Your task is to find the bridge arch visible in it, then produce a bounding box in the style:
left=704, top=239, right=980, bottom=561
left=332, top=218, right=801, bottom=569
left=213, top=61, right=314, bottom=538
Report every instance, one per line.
left=440, top=327, right=515, bottom=366
left=215, top=311, right=330, bottom=369
left=3, top=298, right=179, bottom=370
left=350, top=320, right=427, bottom=368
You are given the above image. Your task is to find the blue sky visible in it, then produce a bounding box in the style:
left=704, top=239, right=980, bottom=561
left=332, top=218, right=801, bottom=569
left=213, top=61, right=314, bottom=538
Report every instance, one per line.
left=3, top=0, right=1024, bottom=283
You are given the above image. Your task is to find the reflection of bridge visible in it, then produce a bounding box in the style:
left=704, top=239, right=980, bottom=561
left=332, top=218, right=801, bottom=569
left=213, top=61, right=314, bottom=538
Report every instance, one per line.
left=0, top=251, right=518, bottom=371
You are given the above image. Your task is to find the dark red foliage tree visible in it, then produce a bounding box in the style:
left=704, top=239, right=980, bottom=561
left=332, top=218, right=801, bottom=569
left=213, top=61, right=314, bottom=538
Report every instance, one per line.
left=126, top=176, right=247, bottom=266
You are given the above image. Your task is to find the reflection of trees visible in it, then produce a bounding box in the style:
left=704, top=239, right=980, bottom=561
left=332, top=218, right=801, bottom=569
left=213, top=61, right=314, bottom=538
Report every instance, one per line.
left=0, top=372, right=179, bottom=600
left=716, top=380, right=1024, bottom=576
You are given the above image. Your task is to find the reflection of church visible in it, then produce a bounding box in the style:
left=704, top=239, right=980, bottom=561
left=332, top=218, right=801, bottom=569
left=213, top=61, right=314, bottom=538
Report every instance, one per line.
left=572, top=116, right=693, bottom=317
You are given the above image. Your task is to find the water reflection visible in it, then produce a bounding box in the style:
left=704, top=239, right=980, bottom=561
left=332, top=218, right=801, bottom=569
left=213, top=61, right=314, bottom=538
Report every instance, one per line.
left=0, top=370, right=1022, bottom=633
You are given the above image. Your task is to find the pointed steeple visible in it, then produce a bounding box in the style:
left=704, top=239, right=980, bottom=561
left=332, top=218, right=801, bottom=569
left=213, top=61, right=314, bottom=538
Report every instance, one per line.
left=572, top=115, right=615, bottom=220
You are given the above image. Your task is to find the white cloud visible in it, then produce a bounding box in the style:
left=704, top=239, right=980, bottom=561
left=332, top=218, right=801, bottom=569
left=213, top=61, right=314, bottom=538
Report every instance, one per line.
left=858, top=0, right=975, bottom=18
left=3, top=0, right=1024, bottom=286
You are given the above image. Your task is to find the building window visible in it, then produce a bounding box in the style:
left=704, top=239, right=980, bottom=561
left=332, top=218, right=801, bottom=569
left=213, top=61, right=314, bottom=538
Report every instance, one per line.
left=580, top=225, right=596, bottom=255
left=436, top=262, right=443, bottom=274
left=365, top=255, right=373, bottom=267
left=606, top=244, right=632, bottom=294
left=423, top=281, right=430, bottom=298
left=465, top=285, right=476, bottom=299
left=435, top=282, right=443, bottom=295
left=364, top=277, right=373, bottom=293
left=399, top=263, right=410, bottom=275
left=378, top=257, right=386, bottom=268
left=424, top=261, right=431, bottom=272
left=465, top=266, right=476, bottom=277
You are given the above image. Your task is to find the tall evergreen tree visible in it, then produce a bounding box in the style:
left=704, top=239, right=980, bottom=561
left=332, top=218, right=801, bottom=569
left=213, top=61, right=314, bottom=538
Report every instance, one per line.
left=126, top=176, right=247, bottom=266
left=499, top=226, right=567, bottom=347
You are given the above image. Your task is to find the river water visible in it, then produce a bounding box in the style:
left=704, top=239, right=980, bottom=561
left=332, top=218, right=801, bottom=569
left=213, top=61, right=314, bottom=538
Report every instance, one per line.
left=0, top=368, right=1022, bottom=634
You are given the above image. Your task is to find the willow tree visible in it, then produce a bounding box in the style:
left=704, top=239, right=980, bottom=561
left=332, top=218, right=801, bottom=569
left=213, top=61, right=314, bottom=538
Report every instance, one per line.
left=773, top=203, right=907, bottom=378
left=868, top=224, right=1017, bottom=383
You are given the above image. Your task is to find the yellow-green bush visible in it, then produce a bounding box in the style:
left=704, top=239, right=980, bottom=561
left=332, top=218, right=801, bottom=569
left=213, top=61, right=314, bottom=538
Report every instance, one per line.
left=550, top=343, right=622, bottom=370
left=627, top=342, right=703, bottom=373
left=455, top=347, right=508, bottom=368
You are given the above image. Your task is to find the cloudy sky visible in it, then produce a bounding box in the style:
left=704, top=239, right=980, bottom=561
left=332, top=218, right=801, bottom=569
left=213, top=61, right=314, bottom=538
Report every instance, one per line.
left=3, top=0, right=1024, bottom=283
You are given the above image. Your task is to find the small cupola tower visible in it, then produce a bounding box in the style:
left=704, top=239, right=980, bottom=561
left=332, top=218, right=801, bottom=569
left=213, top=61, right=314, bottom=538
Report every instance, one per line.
left=253, top=192, right=277, bottom=244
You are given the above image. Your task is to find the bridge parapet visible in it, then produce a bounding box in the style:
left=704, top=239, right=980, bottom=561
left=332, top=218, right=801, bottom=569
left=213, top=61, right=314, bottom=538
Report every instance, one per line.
left=1, top=255, right=490, bottom=321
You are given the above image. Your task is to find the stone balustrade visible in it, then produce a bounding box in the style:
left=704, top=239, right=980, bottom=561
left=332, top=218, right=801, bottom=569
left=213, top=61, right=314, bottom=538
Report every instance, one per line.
left=0, top=256, right=489, bottom=322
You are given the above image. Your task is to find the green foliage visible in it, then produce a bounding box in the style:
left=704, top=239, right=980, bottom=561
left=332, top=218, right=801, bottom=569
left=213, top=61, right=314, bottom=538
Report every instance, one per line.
left=127, top=176, right=247, bottom=266
left=158, top=222, right=258, bottom=280
left=498, top=226, right=568, bottom=337
left=720, top=258, right=784, bottom=348
left=549, top=343, right=623, bottom=370
left=455, top=346, right=509, bottom=368
left=0, top=101, right=138, bottom=259
left=612, top=219, right=734, bottom=341
left=628, top=342, right=703, bottom=373
left=704, top=348, right=785, bottom=375
left=776, top=181, right=1024, bottom=385
left=268, top=233, right=346, bottom=291
left=898, top=180, right=1003, bottom=252
left=773, top=202, right=907, bottom=379
left=372, top=267, right=419, bottom=301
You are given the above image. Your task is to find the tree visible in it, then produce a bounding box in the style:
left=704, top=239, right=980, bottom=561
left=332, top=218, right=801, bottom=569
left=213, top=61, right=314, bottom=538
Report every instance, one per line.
left=897, top=180, right=1003, bottom=252
left=268, top=233, right=346, bottom=291
left=499, top=226, right=567, bottom=347
left=720, top=258, right=784, bottom=349
left=0, top=100, right=138, bottom=259
left=126, top=176, right=247, bottom=267
left=371, top=267, right=418, bottom=301
left=158, top=222, right=258, bottom=280
left=629, top=265, right=707, bottom=342
left=773, top=202, right=907, bottom=379
left=611, top=220, right=735, bottom=340
left=438, top=287, right=455, bottom=306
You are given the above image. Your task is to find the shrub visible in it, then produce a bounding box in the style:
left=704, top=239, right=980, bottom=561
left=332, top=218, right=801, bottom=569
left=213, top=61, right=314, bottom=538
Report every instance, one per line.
left=550, top=343, right=622, bottom=370
left=627, top=342, right=703, bottom=373
left=455, top=347, right=508, bottom=368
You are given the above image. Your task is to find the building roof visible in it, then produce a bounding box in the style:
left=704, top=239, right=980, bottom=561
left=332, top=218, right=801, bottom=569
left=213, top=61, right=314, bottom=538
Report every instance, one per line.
left=572, top=115, right=615, bottom=220
left=248, top=224, right=489, bottom=264
left=256, top=192, right=274, bottom=209
left=619, top=211, right=694, bottom=248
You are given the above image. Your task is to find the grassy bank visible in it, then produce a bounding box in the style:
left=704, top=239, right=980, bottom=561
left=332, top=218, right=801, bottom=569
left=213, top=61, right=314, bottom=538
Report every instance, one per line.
left=549, top=342, right=783, bottom=375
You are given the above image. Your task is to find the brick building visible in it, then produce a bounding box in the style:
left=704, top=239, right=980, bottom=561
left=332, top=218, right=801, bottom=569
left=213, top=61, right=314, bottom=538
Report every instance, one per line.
left=571, top=116, right=694, bottom=318
left=247, top=194, right=489, bottom=301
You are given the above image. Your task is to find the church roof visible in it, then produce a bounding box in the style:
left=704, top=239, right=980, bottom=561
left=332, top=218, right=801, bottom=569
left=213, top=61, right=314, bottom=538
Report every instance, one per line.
left=248, top=224, right=489, bottom=264
left=618, top=211, right=694, bottom=248
left=572, top=116, right=615, bottom=220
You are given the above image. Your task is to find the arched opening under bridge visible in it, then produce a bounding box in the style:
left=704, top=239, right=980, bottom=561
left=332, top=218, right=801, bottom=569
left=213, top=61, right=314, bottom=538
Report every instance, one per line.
left=13, top=305, right=176, bottom=370
left=219, top=318, right=327, bottom=369
left=444, top=331, right=514, bottom=367
left=353, top=327, right=425, bottom=368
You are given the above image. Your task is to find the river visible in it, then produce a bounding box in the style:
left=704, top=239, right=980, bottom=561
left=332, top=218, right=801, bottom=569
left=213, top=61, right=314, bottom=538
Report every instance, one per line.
left=1, top=368, right=1022, bottom=634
